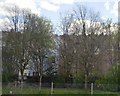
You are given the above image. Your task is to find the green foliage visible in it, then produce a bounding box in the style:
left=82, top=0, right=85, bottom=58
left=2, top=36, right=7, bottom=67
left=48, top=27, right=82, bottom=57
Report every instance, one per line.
left=54, top=75, right=66, bottom=84
left=95, top=64, right=119, bottom=91
left=2, top=72, right=18, bottom=83
left=2, top=7, right=55, bottom=83
left=73, top=72, right=85, bottom=84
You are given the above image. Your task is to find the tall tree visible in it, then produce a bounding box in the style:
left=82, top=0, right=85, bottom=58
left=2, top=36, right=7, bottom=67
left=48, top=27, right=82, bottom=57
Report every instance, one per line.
left=3, top=5, right=33, bottom=85
left=2, top=5, right=55, bottom=88
left=26, top=15, right=55, bottom=89
left=58, top=5, right=115, bottom=89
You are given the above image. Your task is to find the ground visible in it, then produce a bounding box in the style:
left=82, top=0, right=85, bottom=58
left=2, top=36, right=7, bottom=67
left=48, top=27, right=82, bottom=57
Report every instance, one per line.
left=2, top=86, right=120, bottom=96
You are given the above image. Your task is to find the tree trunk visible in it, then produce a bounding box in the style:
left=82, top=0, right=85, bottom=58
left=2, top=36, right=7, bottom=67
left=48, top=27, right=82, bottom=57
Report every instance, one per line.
left=85, top=74, right=88, bottom=90
left=39, top=75, right=42, bottom=90
left=20, top=70, right=24, bottom=89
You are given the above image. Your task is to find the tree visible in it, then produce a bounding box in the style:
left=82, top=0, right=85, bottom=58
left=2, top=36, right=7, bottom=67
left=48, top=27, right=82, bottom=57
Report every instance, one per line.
left=95, top=63, right=119, bottom=91
left=26, top=15, right=55, bottom=89
left=2, top=31, right=18, bottom=82
left=3, top=4, right=31, bottom=32
left=117, top=22, right=120, bottom=90
left=2, top=30, right=30, bottom=84
left=2, top=5, right=55, bottom=89
left=58, top=5, right=114, bottom=89
left=2, top=5, right=34, bottom=86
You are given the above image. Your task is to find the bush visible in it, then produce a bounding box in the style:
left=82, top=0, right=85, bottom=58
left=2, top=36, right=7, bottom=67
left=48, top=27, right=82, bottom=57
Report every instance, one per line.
left=2, top=72, right=18, bottom=83
left=95, top=64, right=119, bottom=91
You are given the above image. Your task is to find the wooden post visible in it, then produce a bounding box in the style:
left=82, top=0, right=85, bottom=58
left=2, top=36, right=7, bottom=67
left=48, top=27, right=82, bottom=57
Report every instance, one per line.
left=15, top=81, right=17, bottom=87
left=21, top=81, right=23, bottom=91
left=51, top=82, right=53, bottom=95
left=10, top=91, right=13, bottom=94
left=91, top=83, right=93, bottom=95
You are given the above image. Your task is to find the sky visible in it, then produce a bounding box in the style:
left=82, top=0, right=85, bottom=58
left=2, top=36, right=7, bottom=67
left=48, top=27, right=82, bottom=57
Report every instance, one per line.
left=0, top=0, right=119, bottom=34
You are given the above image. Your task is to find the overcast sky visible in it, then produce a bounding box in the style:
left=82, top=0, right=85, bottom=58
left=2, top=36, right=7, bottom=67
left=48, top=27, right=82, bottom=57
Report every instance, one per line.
left=0, top=0, right=119, bottom=34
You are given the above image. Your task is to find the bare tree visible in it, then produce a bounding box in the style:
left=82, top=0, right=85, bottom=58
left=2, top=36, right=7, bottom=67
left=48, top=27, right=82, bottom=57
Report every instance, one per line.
left=2, top=5, right=35, bottom=86
left=58, top=5, right=114, bottom=89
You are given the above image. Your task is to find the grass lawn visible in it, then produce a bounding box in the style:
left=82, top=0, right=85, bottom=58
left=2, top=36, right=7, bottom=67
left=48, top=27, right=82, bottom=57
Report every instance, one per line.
left=2, top=87, right=120, bottom=96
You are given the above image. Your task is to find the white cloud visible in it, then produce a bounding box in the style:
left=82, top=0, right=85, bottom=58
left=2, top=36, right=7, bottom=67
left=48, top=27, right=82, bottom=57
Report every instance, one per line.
left=39, top=0, right=82, bottom=12
left=40, top=0, right=59, bottom=11
left=0, top=0, right=41, bottom=15
left=57, top=0, right=74, bottom=4
left=0, top=0, right=82, bottom=13
left=111, top=0, right=118, bottom=17
left=49, top=0, right=81, bottom=5
left=0, top=0, right=41, bottom=31
left=0, top=17, right=11, bottom=31
left=0, top=19, right=4, bottom=27
left=0, top=2, right=9, bottom=16
left=104, top=0, right=109, bottom=11
left=109, top=0, right=120, bottom=17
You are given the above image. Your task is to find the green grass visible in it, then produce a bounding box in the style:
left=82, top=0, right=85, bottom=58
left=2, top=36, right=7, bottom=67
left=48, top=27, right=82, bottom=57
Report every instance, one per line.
left=2, top=86, right=120, bottom=95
